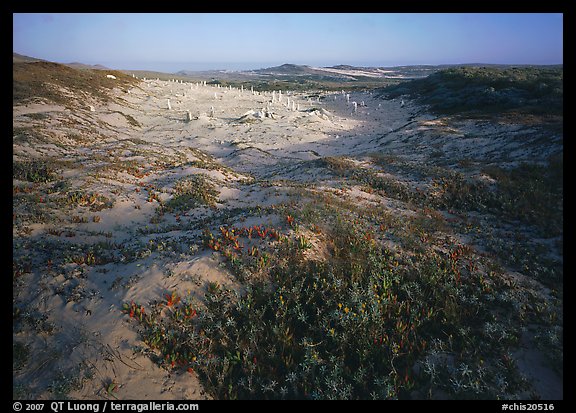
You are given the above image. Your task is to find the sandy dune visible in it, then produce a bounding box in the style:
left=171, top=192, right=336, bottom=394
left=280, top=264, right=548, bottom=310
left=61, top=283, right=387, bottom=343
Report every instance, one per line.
left=13, top=77, right=562, bottom=400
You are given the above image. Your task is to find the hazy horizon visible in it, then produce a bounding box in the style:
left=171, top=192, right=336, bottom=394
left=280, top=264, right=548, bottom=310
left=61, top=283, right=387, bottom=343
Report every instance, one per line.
left=13, top=13, right=563, bottom=73
left=12, top=55, right=564, bottom=74
left=67, top=60, right=566, bottom=73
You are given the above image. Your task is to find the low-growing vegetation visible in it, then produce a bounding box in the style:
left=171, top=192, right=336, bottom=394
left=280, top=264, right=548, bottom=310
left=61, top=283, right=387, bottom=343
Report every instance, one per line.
left=13, top=61, right=139, bottom=105
left=13, top=159, right=58, bottom=183
left=319, top=155, right=563, bottom=240
left=379, top=66, right=563, bottom=119
left=163, top=175, right=219, bottom=212
left=124, top=194, right=561, bottom=399
left=13, top=58, right=562, bottom=400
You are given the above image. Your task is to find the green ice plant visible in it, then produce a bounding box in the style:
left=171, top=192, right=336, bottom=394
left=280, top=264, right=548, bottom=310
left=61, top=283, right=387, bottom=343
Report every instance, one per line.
left=123, top=211, right=531, bottom=399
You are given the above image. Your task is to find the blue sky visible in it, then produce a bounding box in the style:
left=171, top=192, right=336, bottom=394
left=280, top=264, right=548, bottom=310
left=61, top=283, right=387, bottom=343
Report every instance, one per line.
left=13, top=13, right=563, bottom=72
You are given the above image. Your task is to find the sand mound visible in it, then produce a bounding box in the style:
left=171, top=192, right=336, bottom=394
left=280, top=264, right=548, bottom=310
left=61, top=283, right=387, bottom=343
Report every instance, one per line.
left=304, top=107, right=332, bottom=120
left=236, top=109, right=275, bottom=123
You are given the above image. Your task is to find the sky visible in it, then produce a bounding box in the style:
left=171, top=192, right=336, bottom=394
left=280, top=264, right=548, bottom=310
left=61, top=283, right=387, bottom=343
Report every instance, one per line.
left=13, top=13, right=563, bottom=72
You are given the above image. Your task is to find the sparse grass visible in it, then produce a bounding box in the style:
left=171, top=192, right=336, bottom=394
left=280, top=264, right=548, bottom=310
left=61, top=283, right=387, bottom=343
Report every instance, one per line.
left=163, top=175, right=219, bottom=212
left=318, top=154, right=563, bottom=238
left=13, top=341, right=30, bottom=371
left=62, top=190, right=114, bottom=212
left=14, top=308, right=56, bottom=335
left=482, top=159, right=563, bottom=234
left=315, top=156, right=356, bottom=176
left=103, top=159, right=150, bottom=179
left=13, top=383, right=31, bottom=400
left=111, top=110, right=141, bottom=127
left=13, top=61, right=139, bottom=105
left=13, top=159, right=57, bottom=183
left=49, top=368, right=88, bottom=399
left=23, top=112, right=50, bottom=121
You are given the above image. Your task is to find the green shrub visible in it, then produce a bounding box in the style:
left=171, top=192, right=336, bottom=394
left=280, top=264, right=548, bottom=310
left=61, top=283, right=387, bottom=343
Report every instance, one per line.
left=164, top=175, right=219, bottom=212
left=379, top=66, right=563, bottom=116
left=13, top=160, right=56, bottom=183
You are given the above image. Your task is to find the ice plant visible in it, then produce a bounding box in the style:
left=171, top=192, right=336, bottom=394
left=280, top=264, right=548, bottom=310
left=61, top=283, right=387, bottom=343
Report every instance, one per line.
left=184, top=305, right=197, bottom=320
left=165, top=291, right=180, bottom=307
left=233, top=240, right=243, bottom=252
left=255, top=225, right=268, bottom=239
left=268, top=228, right=280, bottom=241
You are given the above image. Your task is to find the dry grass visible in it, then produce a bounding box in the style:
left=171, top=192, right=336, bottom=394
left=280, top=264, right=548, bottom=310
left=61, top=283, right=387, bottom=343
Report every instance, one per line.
left=13, top=61, right=139, bottom=105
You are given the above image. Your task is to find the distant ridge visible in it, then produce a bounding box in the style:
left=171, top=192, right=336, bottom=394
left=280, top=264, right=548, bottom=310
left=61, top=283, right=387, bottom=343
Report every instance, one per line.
left=253, top=63, right=313, bottom=74
left=13, top=52, right=109, bottom=70
left=13, top=52, right=47, bottom=63
left=327, top=64, right=357, bottom=70
left=66, top=62, right=110, bottom=70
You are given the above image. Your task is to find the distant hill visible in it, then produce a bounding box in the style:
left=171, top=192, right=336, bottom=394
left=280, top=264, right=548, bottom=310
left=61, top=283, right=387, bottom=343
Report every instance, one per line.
left=14, top=53, right=110, bottom=71
left=13, top=52, right=48, bottom=63
left=249, top=63, right=383, bottom=82
left=327, top=64, right=357, bottom=70
left=253, top=63, right=314, bottom=75
left=66, top=62, right=110, bottom=70
left=241, top=63, right=440, bottom=82
left=13, top=59, right=139, bottom=105
left=168, top=63, right=435, bottom=91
